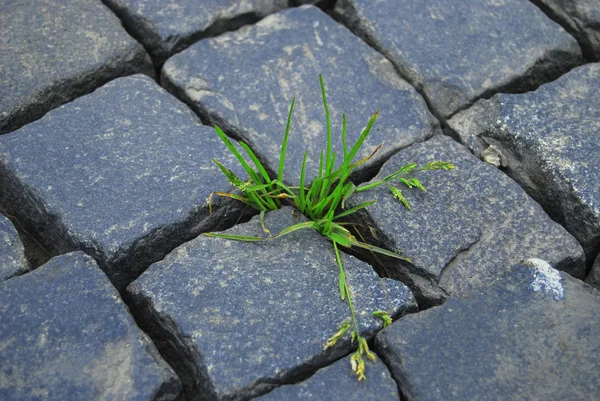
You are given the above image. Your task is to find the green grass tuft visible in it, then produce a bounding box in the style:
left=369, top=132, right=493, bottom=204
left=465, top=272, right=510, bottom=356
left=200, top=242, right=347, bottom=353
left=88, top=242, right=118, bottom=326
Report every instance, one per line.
left=207, top=75, right=454, bottom=380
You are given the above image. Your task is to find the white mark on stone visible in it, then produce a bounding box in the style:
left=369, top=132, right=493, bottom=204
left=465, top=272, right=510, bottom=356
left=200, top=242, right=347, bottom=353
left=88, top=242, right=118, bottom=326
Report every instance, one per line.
left=314, top=29, right=323, bottom=46
left=525, top=259, right=564, bottom=301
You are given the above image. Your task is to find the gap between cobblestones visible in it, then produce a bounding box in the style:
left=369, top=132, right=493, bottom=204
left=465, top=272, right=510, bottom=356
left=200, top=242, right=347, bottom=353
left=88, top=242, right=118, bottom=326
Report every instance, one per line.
left=528, top=0, right=597, bottom=61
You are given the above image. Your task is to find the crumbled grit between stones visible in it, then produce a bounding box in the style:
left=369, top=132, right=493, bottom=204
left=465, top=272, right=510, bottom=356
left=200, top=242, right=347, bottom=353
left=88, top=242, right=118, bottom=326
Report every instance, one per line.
left=255, top=352, right=400, bottom=401
left=446, top=62, right=600, bottom=267
left=376, top=259, right=600, bottom=401
left=531, top=0, right=600, bottom=61
left=0, top=0, right=153, bottom=134
left=0, top=252, right=183, bottom=401
left=102, top=0, right=291, bottom=64
left=126, top=206, right=417, bottom=401
left=161, top=5, right=440, bottom=185
left=333, top=0, right=582, bottom=120
left=0, top=74, right=250, bottom=291
left=345, top=135, right=585, bottom=306
left=0, top=213, right=28, bottom=282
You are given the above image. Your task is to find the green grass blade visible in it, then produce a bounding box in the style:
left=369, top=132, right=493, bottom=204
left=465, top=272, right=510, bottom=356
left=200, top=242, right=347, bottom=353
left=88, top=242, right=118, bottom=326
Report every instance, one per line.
left=278, top=97, right=295, bottom=182
left=333, top=241, right=347, bottom=300
left=347, top=109, right=379, bottom=163
left=259, top=210, right=271, bottom=235
left=320, top=74, right=334, bottom=177
left=212, top=159, right=245, bottom=189
left=239, top=141, right=270, bottom=185
left=341, top=182, right=356, bottom=209
left=351, top=239, right=411, bottom=262
left=298, top=151, right=308, bottom=212
left=204, top=232, right=270, bottom=241
left=272, top=180, right=296, bottom=196
left=214, top=126, right=262, bottom=184
left=205, top=220, right=318, bottom=242
left=333, top=200, right=376, bottom=220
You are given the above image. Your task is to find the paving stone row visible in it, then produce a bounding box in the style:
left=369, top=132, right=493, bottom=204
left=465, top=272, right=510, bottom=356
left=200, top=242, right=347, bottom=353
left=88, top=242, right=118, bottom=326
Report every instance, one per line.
left=0, top=74, right=249, bottom=291
left=1, top=1, right=599, bottom=400
left=0, top=252, right=183, bottom=401
left=376, top=259, right=600, bottom=401
left=126, top=206, right=417, bottom=401
left=446, top=62, right=600, bottom=270
left=333, top=0, right=583, bottom=120
left=0, top=0, right=153, bottom=135
left=531, top=0, right=600, bottom=61
left=346, top=135, right=585, bottom=305
left=102, top=0, right=292, bottom=65
left=0, top=213, right=28, bottom=281
left=161, top=5, right=440, bottom=186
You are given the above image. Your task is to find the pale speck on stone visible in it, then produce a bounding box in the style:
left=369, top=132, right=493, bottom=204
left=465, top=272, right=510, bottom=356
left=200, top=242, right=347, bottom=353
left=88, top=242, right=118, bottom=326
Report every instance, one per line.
left=524, top=258, right=564, bottom=301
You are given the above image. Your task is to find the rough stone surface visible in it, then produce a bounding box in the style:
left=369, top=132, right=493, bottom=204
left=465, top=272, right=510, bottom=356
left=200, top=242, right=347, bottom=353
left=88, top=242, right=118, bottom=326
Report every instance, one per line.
left=0, top=252, right=183, bottom=401
left=0, top=213, right=28, bottom=281
left=585, top=253, right=600, bottom=289
left=532, top=0, right=600, bottom=60
left=127, top=206, right=417, bottom=401
left=346, top=136, right=585, bottom=305
left=446, top=63, right=600, bottom=265
left=0, top=0, right=153, bottom=134
left=256, top=353, right=400, bottom=401
left=0, top=74, right=249, bottom=291
left=162, top=5, right=440, bottom=185
left=376, top=259, right=600, bottom=401
left=103, top=0, right=290, bottom=64
left=333, top=0, right=582, bottom=120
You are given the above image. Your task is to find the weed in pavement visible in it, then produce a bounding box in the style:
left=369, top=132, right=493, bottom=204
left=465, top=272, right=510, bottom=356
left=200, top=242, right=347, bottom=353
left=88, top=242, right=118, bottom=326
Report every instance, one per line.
left=206, top=75, right=454, bottom=380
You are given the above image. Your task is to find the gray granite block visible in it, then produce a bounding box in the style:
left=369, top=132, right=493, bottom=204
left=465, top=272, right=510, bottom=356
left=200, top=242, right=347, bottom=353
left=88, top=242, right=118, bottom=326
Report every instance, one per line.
left=0, top=74, right=248, bottom=291
left=0, top=252, right=183, bottom=401
left=127, top=206, right=417, bottom=401
left=0, top=0, right=153, bottom=134
left=333, top=0, right=582, bottom=120
left=256, top=353, right=400, bottom=401
left=375, top=259, right=600, bottom=401
left=346, top=136, right=585, bottom=305
left=103, top=0, right=290, bottom=64
left=446, top=63, right=600, bottom=265
left=0, top=213, right=28, bottom=281
left=532, top=0, right=600, bottom=60
left=162, top=5, right=440, bottom=185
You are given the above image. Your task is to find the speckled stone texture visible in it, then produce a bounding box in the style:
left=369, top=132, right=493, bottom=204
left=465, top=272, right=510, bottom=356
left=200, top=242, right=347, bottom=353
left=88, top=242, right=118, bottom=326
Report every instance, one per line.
left=376, top=259, right=600, bottom=401
left=0, top=74, right=249, bottom=291
left=103, top=0, right=290, bottom=64
left=446, top=63, right=600, bottom=266
left=0, top=252, right=183, bottom=401
left=345, top=136, right=585, bottom=305
left=333, top=0, right=582, bottom=120
left=127, top=206, right=417, bottom=401
left=0, top=214, right=28, bottom=281
left=162, top=5, right=440, bottom=185
left=532, top=0, right=600, bottom=60
left=256, top=353, right=400, bottom=401
left=0, top=0, right=153, bottom=134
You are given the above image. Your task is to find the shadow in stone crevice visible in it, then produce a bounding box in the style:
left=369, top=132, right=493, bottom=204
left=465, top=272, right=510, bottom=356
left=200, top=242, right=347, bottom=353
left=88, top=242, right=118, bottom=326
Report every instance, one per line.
left=528, top=0, right=599, bottom=62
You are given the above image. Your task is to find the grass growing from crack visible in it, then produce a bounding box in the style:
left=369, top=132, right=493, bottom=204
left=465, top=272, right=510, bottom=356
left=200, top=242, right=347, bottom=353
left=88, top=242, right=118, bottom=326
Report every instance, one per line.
left=206, top=75, right=454, bottom=380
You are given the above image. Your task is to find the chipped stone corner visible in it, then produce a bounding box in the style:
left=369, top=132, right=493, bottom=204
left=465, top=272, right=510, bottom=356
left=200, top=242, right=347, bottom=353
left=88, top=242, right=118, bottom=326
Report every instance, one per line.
left=523, top=258, right=564, bottom=301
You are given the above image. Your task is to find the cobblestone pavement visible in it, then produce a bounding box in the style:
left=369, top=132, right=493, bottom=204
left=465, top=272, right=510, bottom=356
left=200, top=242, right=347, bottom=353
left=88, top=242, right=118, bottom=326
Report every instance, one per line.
left=1, top=1, right=599, bottom=400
